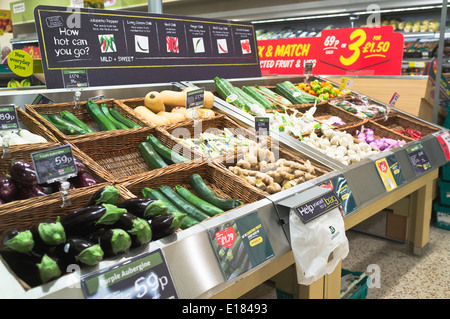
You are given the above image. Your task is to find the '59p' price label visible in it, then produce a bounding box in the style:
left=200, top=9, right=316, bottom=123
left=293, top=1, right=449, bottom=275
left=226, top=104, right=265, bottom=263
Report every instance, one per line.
left=319, top=26, right=404, bottom=74
left=31, top=144, right=78, bottom=184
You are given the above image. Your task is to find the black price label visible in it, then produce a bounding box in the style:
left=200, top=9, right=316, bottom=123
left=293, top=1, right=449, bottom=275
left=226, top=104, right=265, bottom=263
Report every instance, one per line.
left=32, top=94, right=55, bottom=105
left=62, top=69, right=89, bottom=88
left=255, top=117, right=270, bottom=136
left=0, top=105, right=19, bottom=131
left=81, top=249, right=178, bottom=299
left=186, top=88, right=204, bottom=109
left=294, top=189, right=342, bottom=224
left=31, top=144, right=78, bottom=184
left=406, top=143, right=432, bottom=176
left=304, top=62, right=314, bottom=75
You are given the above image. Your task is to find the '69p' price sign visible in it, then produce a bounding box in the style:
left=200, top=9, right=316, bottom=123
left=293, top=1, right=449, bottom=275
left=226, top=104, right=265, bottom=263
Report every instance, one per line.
left=319, top=26, right=404, bottom=75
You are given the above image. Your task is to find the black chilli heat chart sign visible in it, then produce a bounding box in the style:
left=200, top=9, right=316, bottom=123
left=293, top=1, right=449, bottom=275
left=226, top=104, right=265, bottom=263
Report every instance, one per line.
left=34, top=5, right=261, bottom=89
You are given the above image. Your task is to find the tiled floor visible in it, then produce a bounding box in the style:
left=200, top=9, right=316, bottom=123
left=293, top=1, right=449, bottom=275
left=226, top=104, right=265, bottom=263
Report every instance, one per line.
left=240, top=213, right=450, bottom=299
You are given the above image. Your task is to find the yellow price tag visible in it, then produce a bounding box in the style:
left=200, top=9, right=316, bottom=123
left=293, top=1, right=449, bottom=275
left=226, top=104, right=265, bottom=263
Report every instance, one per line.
left=340, top=78, right=353, bottom=90
left=7, top=50, right=33, bottom=77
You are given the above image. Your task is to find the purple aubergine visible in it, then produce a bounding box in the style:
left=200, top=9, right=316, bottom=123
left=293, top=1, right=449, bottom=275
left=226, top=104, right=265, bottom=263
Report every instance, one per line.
left=30, top=217, right=66, bottom=252
left=107, top=213, right=152, bottom=247
left=0, top=174, right=17, bottom=202
left=84, top=185, right=119, bottom=207
left=1, top=250, right=63, bottom=288
left=116, top=198, right=167, bottom=219
left=74, top=157, right=86, bottom=174
left=9, top=160, right=37, bottom=186
left=0, top=228, right=35, bottom=253
left=70, top=171, right=97, bottom=188
left=89, top=228, right=131, bottom=257
left=148, top=212, right=185, bottom=241
left=17, top=184, right=48, bottom=200
left=61, top=204, right=127, bottom=236
left=53, top=237, right=104, bottom=267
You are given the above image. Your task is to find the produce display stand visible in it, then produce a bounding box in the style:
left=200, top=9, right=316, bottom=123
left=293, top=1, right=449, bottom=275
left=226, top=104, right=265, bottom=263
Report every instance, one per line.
left=0, top=75, right=448, bottom=299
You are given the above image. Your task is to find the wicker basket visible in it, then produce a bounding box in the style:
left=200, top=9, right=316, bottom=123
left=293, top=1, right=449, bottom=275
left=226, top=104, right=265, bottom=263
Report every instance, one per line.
left=116, top=97, right=220, bottom=128
left=340, top=120, right=415, bottom=146
left=161, top=114, right=258, bottom=163
left=252, top=85, right=323, bottom=109
left=287, top=103, right=366, bottom=131
left=25, top=98, right=150, bottom=143
left=70, top=126, right=196, bottom=183
left=0, top=185, right=128, bottom=290
left=216, top=138, right=332, bottom=196
left=0, top=143, right=110, bottom=217
left=0, top=107, right=60, bottom=157
left=119, top=161, right=267, bottom=218
left=373, top=113, right=441, bottom=139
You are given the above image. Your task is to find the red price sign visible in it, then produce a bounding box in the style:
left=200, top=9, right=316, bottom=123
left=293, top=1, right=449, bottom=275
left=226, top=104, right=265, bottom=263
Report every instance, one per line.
left=437, top=131, right=450, bottom=161
left=215, top=227, right=236, bottom=248
left=319, top=26, right=403, bottom=75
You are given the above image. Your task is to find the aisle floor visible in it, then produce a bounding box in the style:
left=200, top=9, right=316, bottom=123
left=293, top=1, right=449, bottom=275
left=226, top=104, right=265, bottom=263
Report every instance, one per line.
left=240, top=213, right=450, bottom=299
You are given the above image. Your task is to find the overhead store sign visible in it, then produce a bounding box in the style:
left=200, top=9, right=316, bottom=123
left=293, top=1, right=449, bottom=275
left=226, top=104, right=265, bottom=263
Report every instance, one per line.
left=34, top=5, right=261, bottom=89
left=258, top=26, right=403, bottom=76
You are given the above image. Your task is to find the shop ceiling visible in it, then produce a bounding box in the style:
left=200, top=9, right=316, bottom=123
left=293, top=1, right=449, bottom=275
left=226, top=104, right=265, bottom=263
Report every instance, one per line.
left=161, top=0, right=445, bottom=22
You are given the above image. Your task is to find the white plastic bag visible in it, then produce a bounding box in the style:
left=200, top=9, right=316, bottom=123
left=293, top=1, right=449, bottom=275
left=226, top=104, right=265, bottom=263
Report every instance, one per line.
left=289, top=207, right=349, bottom=285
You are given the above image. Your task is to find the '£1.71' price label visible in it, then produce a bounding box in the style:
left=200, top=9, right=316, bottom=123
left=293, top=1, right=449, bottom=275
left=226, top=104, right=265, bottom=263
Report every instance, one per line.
left=319, top=26, right=404, bottom=75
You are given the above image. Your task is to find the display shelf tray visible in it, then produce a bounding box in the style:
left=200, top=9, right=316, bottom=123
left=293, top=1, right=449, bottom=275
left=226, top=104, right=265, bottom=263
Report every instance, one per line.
left=0, top=143, right=110, bottom=217
left=25, top=98, right=150, bottom=143
left=118, top=161, right=268, bottom=221
left=286, top=102, right=366, bottom=131
left=373, top=112, right=442, bottom=140
left=69, top=126, right=196, bottom=183
left=0, top=185, right=129, bottom=291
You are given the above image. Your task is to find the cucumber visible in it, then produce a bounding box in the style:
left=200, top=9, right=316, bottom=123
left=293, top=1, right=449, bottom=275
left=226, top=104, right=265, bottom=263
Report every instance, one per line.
left=214, top=77, right=250, bottom=112
left=242, top=86, right=275, bottom=110
left=146, top=135, right=189, bottom=164
left=109, top=108, right=141, bottom=129
left=142, top=187, right=199, bottom=229
left=138, top=142, right=168, bottom=169
left=60, top=110, right=95, bottom=133
left=158, top=185, right=209, bottom=222
left=254, top=85, right=292, bottom=105
left=189, top=174, right=243, bottom=211
left=175, top=185, right=224, bottom=217
left=99, top=104, right=129, bottom=130
left=86, top=100, right=117, bottom=131
left=47, top=114, right=90, bottom=135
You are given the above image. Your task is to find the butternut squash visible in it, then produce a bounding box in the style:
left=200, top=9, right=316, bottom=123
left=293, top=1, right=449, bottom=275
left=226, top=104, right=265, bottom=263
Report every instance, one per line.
left=182, top=87, right=214, bottom=109
left=134, top=106, right=170, bottom=126
left=171, top=107, right=188, bottom=117
left=157, top=111, right=185, bottom=124
left=186, top=108, right=215, bottom=120
left=160, top=90, right=186, bottom=108
left=144, top=91, right=165, bottom=113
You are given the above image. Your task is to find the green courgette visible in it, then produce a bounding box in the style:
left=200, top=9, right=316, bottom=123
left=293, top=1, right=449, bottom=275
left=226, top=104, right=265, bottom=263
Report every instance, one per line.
left=255, top=85, right=292, bottom=105
left=99, top=104, right=129, bottom=130
left=158, top=185, right=209, bottom=222
left=214, top=77, right=250, bottom=112
left=189, top=174, right=243, bottom=211
left=60, top=110, right=95, bottom=133
left=146, top=135, right=189, bottom=164
left=138, top=142, right=168, bottom=169
left=109, top=108, right=141, bottom=129
left=175, top=185, right=224, bottom=217
left=142, top=187, right=198, bottom=229
left=86, top=100, right=117, bottom=131
left=47, top=114, right=90, bottom=135
left=242, top=86, right=275, bottom=110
